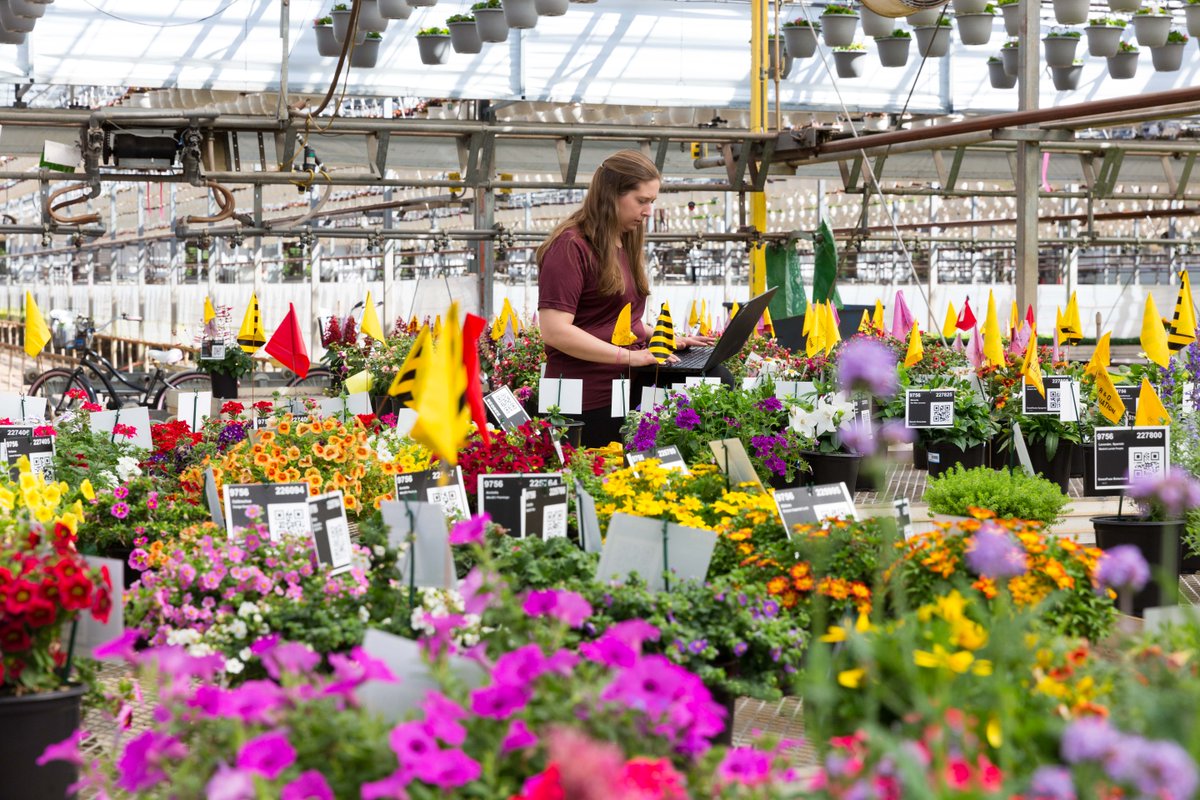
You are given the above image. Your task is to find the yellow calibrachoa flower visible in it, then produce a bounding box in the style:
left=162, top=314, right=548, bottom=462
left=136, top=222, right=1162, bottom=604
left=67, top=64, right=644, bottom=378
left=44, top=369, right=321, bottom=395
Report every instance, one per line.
left=913, top=644, right=977, bottom=674
left=837, top=668, right=866, bottom=689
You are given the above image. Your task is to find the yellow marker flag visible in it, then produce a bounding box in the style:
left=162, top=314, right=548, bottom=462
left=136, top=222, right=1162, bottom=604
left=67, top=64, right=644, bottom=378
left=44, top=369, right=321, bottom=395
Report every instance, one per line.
left=408, top=315, right=420, bottom=331
left=730, top=302, right=741, bottom=321
left=803, top=305, right=814, bottom=337
left=237, top=293, right=267, bottom=353
left=904, top=323, right=923, bottom=367
left=1134, top=377, right=1171, bottom=427
left=872, top=300, right=885, bottom=333
left=410, top=305, right=470, bottom=465
left=432, top=315, right=442, bottom=340
left=699, top=310, right=711, bottom=337
left=700, top=299, right=707, bottom=327
left=688, top=300, right=699, bottom=328
left=1009, top=300, right=1020, bottom=336
left=1021, top=331, right=1044, bottom=398
left=1169, top=270, right=1197, bottom=353
left=360, top=292, right=385, bottom=343
left=822, top=302, right=841, bottom=355
left=942, top=301, right=958, bottom=339
left=806, top=303, right=827, bottom=358
left=761, top=307, right=775, bottom=339
left=388, top=325, right=430, bottom=405
left=1063, top=292, right=1083, bottom=345
left=1140, top=294, right=1171, bottom=369
left=858, top=309, right=871, bottom=334
left=1094, top=368, right=1125, bottom=425
left=982, top=291, right=1005, bottom=367
left=648, top=303, right=676, bottom=363
left=611, top=303, right=638, bottom=346
left=345, top=370, right=373, bottom=394
left=203, top=296, right=217, bottom=324
left=1084, top=332, right=1112, bottom=380
left=23, top=292, right=51, bottom=358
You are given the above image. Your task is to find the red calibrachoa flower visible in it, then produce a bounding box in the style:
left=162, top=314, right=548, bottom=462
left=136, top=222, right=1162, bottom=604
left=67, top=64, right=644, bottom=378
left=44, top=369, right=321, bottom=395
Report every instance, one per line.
left=457, top=420, right=573, bottom=500
left=221, top=401, right=245, bottom=417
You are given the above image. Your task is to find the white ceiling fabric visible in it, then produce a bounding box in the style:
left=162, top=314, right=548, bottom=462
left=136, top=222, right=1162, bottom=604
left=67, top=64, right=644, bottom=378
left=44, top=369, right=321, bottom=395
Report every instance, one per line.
left=0, top=0, right=1195, bottom=115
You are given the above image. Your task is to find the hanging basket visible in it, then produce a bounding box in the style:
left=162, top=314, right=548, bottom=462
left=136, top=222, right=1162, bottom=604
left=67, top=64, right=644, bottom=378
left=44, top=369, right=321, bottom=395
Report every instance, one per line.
left=1085, top=23, right=1124, bottom=57
left=535, top=0, right=569, bottom=14
left=1000, top=2, right=1021, bottom=36
left=1049, top=62, right=1083, bottom=90
left=378, top=0, right=413, bottom=18
left=955, top=12, right=995, bottom=45
left=314, top=23, right=340, bottom=57
left=876, top=35, right=912, bottom=66
left=448, top=20, right=483, bottom=53
left=987, top=58, right=1017, bottom=87
left=861, top=0, right=949, bottom=20
left=416, top=33, right=451, bottom=64
left=832, top=49, right=868, bottom=77
left=1150, top=40, right=1186, bottom=71
left=1106, top=49, right=1139, bottom=78
left=475, top=7, right=509, bottom=42
left=861, top=5, right=896, bottom=36
left=914, top=23, right=952, bottom=56
left=783, top=24, right=819, bottom=57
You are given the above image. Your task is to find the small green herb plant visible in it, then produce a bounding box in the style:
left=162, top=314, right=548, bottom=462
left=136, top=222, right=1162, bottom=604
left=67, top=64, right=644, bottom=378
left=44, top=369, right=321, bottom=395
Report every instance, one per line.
left=471, top=0, right=501, bottom=8
left=822, top=4, right=858, bottom=14
left=365, top=30, right=381, bottom=39
left=1046, top=27, right=1082, bottom=37
left=881, top=28, right=911, bottom=38
left=332, top=3, right=349, bottom=10
left=1135, top=5, right=1170, bottom=14
left=315, top=15, right=332, bottom=25
left=923, top=465, right=1070, bottom=524
left=447, top=12, right=475, bottom=23
left=834, top=42, right=867, bottom=51
left=1003, top=38, right=1020, bottom=47
left=417, top=26, right=450, bottom=36
left=1117, top=40, right=1140, bottom=51
left=1088, top=16, right=1126, bottom=26
left=784, top=17, right=820, bottom=28
left=1167, top=29, right=1190, bottom=43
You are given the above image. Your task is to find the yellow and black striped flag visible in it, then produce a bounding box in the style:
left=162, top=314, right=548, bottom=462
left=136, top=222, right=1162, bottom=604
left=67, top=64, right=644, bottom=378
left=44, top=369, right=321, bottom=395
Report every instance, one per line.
left=388, top=325, right=430, bottom=406
left=237, top=293, right=267, bottom=353
left=1168, top=270, right=1197, bottom=353
left=648, top=303, right=676, bottom=363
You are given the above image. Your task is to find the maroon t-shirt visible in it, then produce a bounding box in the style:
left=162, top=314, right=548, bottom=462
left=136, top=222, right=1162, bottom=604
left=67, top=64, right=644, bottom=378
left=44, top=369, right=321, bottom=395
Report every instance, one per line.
left=538, top=228, right=648, bottom=411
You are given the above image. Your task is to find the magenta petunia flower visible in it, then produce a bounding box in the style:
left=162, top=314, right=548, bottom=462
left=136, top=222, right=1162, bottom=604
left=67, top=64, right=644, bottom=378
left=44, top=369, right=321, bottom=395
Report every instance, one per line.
left=113, top=485, right=130, bottom=500
left=501, top=719, right=538, bottom=753
left=448, top=513, right=490, bottom=545
left=522, top=588, right=592, bottom=628
left=111, top=502, right=130, bottom=520
left=469, top=683, right=532, bottom=719
left=205, top=763, right=256, bottom=800
left=716, top=747, right=773, bottom=786
left=236, top=731, right=296, bottom=780
left=281, top=770, right=335, bottom=800
left=116, top=731, right=187, bottom=792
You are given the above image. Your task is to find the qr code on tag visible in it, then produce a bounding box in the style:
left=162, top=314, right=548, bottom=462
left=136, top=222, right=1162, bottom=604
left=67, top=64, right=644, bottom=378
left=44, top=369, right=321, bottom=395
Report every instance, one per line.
left=1047, top=388, right=1062, bottom=412
left=28, top=453, right=54, bottom=481
left=268, top=503, right=311, bottom=540
left=493, top=390, right=523, bottom=418
left=325, top=517, right=353, bottom=568
left=930, top=402, right=954, bottom=426
left=426, top=486, right=465, bottom=517
left=1129, top=447, right=1165, bottom=480
left=542, top=504, right=568, bottom=540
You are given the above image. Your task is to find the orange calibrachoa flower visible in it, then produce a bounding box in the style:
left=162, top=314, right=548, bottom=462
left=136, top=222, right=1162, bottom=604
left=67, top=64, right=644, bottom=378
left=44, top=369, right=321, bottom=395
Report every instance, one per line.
left=180, top=413, right=430, bottom=519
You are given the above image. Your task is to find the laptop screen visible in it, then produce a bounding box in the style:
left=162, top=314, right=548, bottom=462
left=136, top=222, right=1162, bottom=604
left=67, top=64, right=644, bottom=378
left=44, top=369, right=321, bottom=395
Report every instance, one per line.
left=696, top=286, right=778, bottom=370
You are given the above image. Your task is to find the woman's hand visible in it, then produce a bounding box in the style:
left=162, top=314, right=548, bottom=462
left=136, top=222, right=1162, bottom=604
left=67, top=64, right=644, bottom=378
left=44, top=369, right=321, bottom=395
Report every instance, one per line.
left=677, top=334, right=718, bottom=349
left=627, top=348, right=668, bottom=367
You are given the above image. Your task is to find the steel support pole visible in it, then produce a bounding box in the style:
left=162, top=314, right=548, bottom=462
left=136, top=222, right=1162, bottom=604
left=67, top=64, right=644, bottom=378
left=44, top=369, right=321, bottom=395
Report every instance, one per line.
left=1014, top=0, right=1040, bottom=318
left=749, top=0, right=768, bottom=295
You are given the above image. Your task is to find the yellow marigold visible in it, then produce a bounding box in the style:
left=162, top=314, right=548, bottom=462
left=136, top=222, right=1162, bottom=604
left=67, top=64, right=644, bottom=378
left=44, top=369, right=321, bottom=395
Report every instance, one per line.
left=727, top=528, right=751, bottom=542
left=767, top=576, right=788, bottom=595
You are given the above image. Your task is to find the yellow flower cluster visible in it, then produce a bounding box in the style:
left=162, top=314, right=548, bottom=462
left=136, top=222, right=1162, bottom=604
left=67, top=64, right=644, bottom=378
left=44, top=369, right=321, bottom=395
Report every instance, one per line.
left=0, top=456, right=83, bottom=533
left=592, top=460, right=776, bottom=532
left=913, top=590, right=992, bottom=676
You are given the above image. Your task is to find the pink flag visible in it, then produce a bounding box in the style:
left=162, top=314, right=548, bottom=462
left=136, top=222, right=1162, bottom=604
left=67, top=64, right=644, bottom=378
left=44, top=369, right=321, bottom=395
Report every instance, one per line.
left=1052, top=326, right=1061, bottom=363
left=952, top=332, right=964, bottom=352
left=967, top=326, right=985, bottom=368
left=1008, top=321, right=1031, bottom=356
left=891, top=290, right=915, bottom=339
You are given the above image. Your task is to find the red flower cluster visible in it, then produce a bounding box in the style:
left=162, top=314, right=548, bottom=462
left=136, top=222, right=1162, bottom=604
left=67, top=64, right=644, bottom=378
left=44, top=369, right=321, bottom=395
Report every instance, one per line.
left=458, top=420, right=572, bottom=496
left=111, top=423, right=138, bottom=440
left=81, top=402, right=103, bottom=413
left=151, top=420, right=203, bottom=454
left=221, top=401, right=245, bottom=417
left=1, top=525, right=112, bottom=691
left=252, top=400, right=274, bottom=416
left=321, top=314, right=359, bottom=348
left=65, top=388, right=88, bottom=401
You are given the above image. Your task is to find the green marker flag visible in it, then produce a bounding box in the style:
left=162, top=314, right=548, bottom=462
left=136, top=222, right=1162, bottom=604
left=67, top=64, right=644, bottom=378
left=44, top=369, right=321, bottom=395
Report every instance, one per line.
left=812, top=219, right=842, bottom=308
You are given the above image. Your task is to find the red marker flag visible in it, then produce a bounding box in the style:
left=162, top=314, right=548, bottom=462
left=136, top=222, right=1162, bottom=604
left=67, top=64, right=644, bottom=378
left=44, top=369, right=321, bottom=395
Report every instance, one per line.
left=264, top=303, right=310, bottom=380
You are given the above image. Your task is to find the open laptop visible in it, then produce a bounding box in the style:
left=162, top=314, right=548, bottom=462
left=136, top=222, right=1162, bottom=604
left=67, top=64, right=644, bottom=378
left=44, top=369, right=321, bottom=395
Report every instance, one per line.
left=639, top=287, right=777, bottom=375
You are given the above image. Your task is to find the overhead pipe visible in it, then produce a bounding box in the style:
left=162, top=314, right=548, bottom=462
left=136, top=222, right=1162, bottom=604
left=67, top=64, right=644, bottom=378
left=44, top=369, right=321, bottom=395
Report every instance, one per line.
left=790, top=85, right=1200, bottom=160
left=47, top=182, right=101, bottom=225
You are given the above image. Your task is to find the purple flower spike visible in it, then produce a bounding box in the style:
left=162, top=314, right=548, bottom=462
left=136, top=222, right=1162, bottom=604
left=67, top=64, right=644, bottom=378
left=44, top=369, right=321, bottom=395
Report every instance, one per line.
left=837, top=337, right=899, bottom=399
left=965, top=523, right=1028, bottom=579
left=1095, top=545, right=1151, bottom=593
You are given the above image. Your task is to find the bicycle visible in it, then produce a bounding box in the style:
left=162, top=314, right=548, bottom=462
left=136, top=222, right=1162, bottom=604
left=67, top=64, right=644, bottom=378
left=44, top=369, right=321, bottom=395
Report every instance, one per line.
left=27, top=312, right=213, bottom=418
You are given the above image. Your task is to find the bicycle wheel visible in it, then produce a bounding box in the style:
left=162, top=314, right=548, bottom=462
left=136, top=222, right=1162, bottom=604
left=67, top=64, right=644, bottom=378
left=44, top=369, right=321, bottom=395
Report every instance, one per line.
left=28, top=368, right=97, bottom=419
left=287, top=367, right=337, bottom=392
left=153, top=371, right=214, bottom=410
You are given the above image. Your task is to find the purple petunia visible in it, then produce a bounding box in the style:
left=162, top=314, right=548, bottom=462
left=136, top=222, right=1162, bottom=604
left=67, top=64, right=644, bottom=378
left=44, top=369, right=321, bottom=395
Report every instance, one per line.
left=837, top=337, right=899, bottom=399
left=965, top=524, right=1029, bottom=579
left=235, top=731, right=296, bottom=780
left=675, top=406, right=702, bottom=430
left=1095, top=545, right=1151, bottom=593
left=756, top=396, right=784, bottom=413
left=631, top=418, right=659, bottom=452
left=716, top=746, right=773, bottom=786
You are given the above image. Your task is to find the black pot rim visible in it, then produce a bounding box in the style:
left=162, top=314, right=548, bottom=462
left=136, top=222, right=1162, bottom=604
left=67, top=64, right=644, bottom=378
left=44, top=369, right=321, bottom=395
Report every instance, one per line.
left=0, top=683, right=86, bottom=704
left=1091, top=514, right=1185, bottom=526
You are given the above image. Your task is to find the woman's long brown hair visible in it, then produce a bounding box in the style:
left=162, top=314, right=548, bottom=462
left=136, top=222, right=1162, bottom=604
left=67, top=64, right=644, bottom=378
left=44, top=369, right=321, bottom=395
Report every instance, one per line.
left=535, top=149, right=658, bottom=297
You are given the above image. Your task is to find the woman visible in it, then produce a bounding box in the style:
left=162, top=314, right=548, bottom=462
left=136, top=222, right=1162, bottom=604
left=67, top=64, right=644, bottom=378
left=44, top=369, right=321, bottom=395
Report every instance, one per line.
left=537, top=150, right=714, bottom=448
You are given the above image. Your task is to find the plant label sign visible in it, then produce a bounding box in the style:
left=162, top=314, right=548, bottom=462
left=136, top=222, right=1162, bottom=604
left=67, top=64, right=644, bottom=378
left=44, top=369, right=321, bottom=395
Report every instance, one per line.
left=538, top=377, right=583, bottom=415
left=394, top=464, right=470, bottom=519
left=1093, top=426, right=1170, bottom=491
left=317, top=393, right=372, bottom=422
left=773, top=381, right=817, bottom=402
left=574, top=480, right=603, bottom=554
left=1021, top=376, right=1073, bottom=416
left=773, top=483, right=857, bottom=535
left=0, top=393, right=47, bottom=423
left=204, top=468, right=225, bottom=529
left=522, top=485, right=570, bottom=540
left=904, top=389, right=955, bottom=428
left=199, top=339, right=227, bottom=361
left=176, top=391, right=213, bottom=430
left=79, top=555, right=124, bottom=658
left=308, top=490, right=353, bottom=576
left=477, top=473, right=565, bottom=537
left=90, top=407, right=153, bottom=450
left=484, top=386, right=531, bottom=431
left=0, top=425, right=55, bottom=481
left=223, top=482, right=311, bottom=541
left=595, top=513, right=717, bottom=593
left=708, top=438, right=764, bottom=492
left=893, top=498, right=915, bottom=541
left=380, top=500, right=457, bottom=591
left=1115, top=385, right=1140, bottom=425
left=626, top=445, right=689, bottom=474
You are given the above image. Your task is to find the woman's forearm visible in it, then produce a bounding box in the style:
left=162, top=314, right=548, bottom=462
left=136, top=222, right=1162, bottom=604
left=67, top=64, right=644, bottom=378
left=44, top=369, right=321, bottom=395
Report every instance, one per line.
left=540, top=309, right=633, bottom=366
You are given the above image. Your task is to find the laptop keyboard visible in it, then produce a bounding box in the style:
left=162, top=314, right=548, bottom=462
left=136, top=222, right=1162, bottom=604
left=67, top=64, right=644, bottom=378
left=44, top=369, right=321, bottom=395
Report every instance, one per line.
left=670, top=347, right=715, bottom=368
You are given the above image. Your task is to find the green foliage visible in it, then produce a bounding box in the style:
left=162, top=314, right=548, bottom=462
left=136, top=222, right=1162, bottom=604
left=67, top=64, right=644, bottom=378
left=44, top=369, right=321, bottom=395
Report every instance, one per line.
left=1117, top=40, right=1140, bottom=52
left=417, top=26, right=450, bottom=36
left=471, top=0, right=502, bottom=8
left=784, top=17, right=820, bottom=27
left=886, top=369, right=997, bottom=451
left=1003, top=37, right=1020, bottom=46
left=447, top=12, right=475, bottom=23
left=331, top=3, right=349, bottom=10
left=194, top=345, right=255, bottom=378
left=365, top=30, right=382, bottom=39
left=835, top=42, right=867, bottom=50
left=882, top=28, right=912, bottom=38
left=923, top=465, right=1069, bottom=524
left=1135, top=4, right=1169, bottom=13
left=1167, top=29, right=1190, bottom=42
left=822, top=3, right=858, bottom=14
left=1089, top=15, right=1127, bottom=26
left=315, top=15, right=332, bottom=24
left=1046, top=27, right=1083, bottom=37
